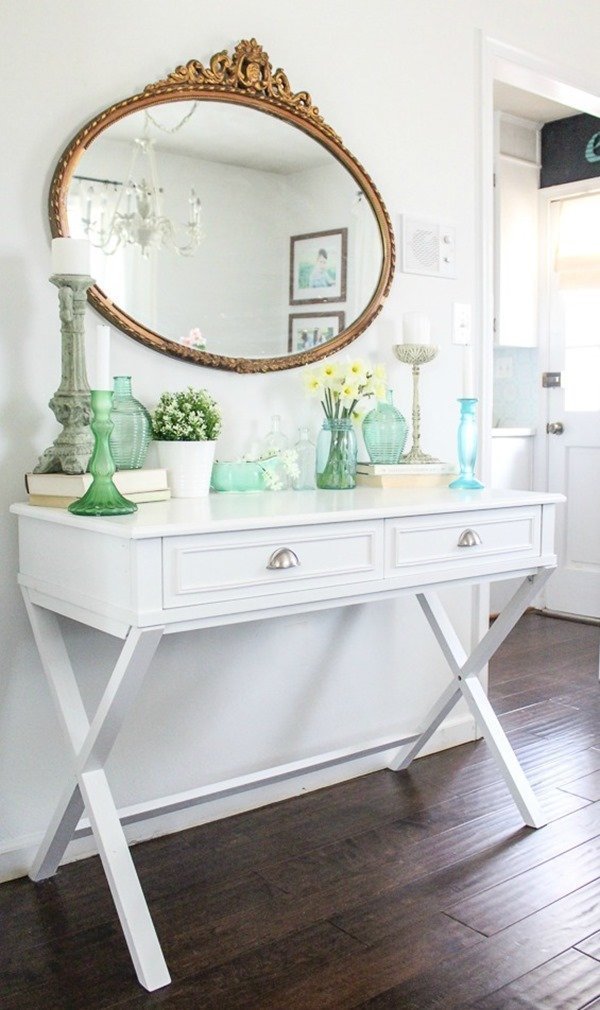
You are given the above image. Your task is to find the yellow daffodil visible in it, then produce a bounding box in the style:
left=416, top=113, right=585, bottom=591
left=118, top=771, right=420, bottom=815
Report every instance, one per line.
left=302, top=370, right=323, bottom=396
left=320, top=361, right=339, bottom=382
left=302, top=360, right=387, bottom=420
left=347, top=358, right=368, bottom=381
left=340, top=381, right=361, bottom=402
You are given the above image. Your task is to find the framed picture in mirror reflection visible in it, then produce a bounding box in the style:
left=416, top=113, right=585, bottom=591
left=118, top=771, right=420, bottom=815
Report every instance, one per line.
left=289, top=228, right=348, bottom=304
left=288, top=311, right=346, bottom=353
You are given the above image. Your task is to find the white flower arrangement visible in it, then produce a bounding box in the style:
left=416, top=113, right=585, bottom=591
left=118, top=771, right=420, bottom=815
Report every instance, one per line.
left=302, top=358, right=387, bottom=420
left=242, top=448, right=300, bottom=491
left=152, top=387, right=221, bottom=441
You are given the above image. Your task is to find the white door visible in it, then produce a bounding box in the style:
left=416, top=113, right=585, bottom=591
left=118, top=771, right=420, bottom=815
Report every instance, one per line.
left=544, top=186, right=600, bottom=618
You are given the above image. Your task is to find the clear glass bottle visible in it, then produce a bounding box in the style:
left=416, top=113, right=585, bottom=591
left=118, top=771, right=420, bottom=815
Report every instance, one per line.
left=362, top=389, right=408, bottom=464
left=293, top=426, right=316, bottom=490
left=109, top=376, right=152, bottom=470
left=257, top=414, right=292, bottom=490
left=260, top=414, right=290, bottom=456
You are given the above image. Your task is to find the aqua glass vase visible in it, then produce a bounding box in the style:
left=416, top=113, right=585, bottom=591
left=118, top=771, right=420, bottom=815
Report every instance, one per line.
left=316, top=417, right=357, bottom=490
left=69, top=390, right=137, bottom=516
left=362, top=389, right=408, bottom=464
left=109, top=376, right=152, bottom=470
left=449, top=398, right=484, bottom=490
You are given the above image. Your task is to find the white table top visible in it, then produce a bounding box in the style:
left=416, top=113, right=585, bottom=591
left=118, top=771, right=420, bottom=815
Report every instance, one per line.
left=11, top=487, right=564, bottom=540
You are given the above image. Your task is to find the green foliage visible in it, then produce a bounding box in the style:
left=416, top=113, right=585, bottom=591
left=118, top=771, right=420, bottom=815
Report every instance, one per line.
left=151, top=387, right=221, bottom=441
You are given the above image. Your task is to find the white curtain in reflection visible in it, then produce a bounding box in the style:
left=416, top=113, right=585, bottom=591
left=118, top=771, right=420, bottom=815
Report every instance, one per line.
left=67, top=188, right=157, bottom=331
left=350, top=191, right=380, bottom=321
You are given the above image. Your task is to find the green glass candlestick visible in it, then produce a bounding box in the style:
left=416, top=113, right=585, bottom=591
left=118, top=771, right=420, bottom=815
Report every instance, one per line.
left=69, top=390, right=137, bottom=516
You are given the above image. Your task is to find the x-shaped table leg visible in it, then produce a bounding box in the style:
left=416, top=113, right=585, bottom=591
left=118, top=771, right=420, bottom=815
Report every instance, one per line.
left=22, top=589, right=170, bottom=991
left=388, top=569, right=554, bottom=828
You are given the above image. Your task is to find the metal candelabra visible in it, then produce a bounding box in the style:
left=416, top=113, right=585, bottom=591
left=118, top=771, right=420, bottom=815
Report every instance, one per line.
left=393, top=343, right=440, bottom=464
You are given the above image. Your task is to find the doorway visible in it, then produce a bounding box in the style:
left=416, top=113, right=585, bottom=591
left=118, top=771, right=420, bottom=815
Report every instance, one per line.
left=480, top=36, right=600, bottom=620
left=543, top=182, right=600, bottom=618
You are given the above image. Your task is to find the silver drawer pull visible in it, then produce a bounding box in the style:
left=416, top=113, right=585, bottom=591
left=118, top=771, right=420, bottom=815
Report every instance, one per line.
left=457, top=529, right=482, bottom=548
left=266, top=547, right=300, bottom=570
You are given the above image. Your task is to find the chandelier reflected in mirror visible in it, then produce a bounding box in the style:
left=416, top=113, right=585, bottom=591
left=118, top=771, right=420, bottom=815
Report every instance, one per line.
left=74, top=105, right=203, bottom=258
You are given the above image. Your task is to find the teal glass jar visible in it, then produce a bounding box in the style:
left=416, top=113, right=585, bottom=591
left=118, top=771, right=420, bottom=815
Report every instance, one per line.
left=211, top=461, right=267, bottom=492
left=362, top=389, right=408, bottom=464
left=316, top=417, right=357, bottom=490
left=109, top=376, right=152, bottom=470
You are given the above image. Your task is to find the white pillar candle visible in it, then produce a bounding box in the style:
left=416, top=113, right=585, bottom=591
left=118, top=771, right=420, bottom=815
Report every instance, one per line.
left=51, top=237, right=90, bottom=276
left=402, top=312, right=431, bottom=344
left=462, top=344, right=475, bottom=398
left=93, top=324, right=111, bottom=390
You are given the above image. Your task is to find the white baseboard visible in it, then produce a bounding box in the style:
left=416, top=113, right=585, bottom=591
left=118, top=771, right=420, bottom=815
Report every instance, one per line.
left=0, top=713, right=477, bottom=883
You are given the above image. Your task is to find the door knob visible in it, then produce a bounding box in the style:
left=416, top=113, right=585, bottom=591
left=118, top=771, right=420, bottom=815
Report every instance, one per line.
left=546, top=421, right=564, bottom=435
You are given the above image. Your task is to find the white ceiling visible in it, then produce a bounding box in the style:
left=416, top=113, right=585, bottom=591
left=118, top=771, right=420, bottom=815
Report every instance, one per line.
left=494, top=81, right=579, bottom=123
left=106, top=100, right=331, bottom=174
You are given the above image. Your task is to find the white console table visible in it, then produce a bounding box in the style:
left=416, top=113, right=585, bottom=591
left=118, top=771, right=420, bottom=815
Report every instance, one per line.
left=11, top=487, right=562, bottom=990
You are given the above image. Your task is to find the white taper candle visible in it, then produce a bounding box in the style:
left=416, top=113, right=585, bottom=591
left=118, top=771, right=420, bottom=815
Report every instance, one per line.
left=94, top=324, right=111, bottom=390
left=462, top=344, right=475, bottom=398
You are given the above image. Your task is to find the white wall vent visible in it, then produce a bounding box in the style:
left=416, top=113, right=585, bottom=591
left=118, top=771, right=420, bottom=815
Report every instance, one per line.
left=399, top=215, right=456, bottom=278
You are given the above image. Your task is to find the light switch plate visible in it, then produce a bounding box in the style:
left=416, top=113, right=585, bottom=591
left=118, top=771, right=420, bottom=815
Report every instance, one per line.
left=452, top=302, right=472, bottom=344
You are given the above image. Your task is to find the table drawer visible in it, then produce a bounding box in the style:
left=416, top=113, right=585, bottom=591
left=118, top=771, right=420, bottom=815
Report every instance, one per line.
left=162, top=520, right=384, bottom=609
left=385, top=507, right=541, bottom=578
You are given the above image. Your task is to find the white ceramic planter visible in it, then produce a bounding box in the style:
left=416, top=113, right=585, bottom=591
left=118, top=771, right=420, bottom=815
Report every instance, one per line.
left=155, top=440, right=216, bottom=498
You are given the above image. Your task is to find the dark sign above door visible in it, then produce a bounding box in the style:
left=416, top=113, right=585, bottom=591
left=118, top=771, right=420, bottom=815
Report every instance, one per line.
left=541, top=113, right=600, bottom=188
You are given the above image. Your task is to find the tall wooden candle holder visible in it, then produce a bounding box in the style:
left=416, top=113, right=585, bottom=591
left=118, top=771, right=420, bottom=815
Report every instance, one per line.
left=34, top=274, right=95, bottom=474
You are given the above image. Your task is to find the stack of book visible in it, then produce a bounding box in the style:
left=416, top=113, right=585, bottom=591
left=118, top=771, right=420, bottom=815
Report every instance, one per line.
left=24, top=468, right=171, bottom=507
left=356, top=461, right=457, bottom=488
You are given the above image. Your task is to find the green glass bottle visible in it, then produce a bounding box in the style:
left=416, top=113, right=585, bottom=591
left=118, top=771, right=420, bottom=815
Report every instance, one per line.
left=362, top=389, right=408, bottom=464
left=109, top=376, right=152, bottom=470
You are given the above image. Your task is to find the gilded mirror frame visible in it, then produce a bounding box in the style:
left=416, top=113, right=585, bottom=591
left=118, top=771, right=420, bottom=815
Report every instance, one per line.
left=49, top=39, right=395, bottom=373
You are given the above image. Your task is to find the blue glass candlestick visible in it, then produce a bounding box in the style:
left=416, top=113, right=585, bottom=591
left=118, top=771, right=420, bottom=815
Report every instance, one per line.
left=69, top=390, right=137, bottom=516
left=449, top=398, right=484, bottom=490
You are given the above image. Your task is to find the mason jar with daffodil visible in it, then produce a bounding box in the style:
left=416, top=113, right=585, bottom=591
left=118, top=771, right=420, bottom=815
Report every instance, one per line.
left=302, top=358, right=386, bottom=489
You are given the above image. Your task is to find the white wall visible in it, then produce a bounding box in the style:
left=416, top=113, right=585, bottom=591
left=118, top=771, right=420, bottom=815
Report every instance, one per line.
left=1, top=0, right=599, bottom=881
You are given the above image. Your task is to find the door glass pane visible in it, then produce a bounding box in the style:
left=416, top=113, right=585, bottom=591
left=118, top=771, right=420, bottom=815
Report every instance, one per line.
left=564, top=346, right=600, bottom=411
left=561, top=288, right=600, bottom=348
left=560, top=287, right=600, bottom=411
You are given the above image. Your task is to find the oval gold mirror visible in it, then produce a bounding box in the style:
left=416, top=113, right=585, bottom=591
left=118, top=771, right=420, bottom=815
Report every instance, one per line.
left=49, top=39, right=394, bottom=373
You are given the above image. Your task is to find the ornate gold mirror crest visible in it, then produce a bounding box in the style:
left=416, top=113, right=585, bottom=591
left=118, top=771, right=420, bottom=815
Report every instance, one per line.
left=50, top=39, right=395, bottom=373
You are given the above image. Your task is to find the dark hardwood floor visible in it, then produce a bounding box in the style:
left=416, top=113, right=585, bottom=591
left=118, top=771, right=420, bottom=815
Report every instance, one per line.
left=2, top=613, right=600, bottom=1009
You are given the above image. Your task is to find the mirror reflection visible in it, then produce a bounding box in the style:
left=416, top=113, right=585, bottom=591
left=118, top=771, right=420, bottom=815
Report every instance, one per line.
left=67, top=100, right=383, bottom=360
